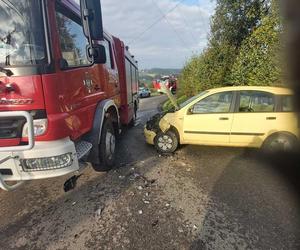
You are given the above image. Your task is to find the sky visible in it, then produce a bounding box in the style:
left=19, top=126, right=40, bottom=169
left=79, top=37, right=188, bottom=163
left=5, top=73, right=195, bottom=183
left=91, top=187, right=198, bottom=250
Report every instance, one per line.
left=80, top=0, right=216, bottom=69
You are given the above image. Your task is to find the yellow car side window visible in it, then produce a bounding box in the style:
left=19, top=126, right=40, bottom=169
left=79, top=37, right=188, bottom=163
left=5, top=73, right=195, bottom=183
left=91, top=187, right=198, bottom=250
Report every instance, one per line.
left=239, top=91, right=275, bottom=112
left=192, top=92, right=233, bottom=114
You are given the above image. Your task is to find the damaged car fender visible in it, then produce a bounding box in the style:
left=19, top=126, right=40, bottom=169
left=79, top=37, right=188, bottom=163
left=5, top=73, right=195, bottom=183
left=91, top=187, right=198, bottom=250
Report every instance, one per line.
left=159, top=116, right=171, bottom=133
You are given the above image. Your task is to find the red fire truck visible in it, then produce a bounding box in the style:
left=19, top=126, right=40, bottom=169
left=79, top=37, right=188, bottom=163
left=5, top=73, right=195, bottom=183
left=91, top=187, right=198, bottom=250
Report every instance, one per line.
left=0, top=0, right=139, bottom=191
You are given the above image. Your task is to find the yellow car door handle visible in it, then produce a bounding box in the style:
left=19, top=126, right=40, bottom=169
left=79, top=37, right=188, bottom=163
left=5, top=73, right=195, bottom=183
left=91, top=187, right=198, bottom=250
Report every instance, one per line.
left=219, top=117, right=229, bottom=120
left=266, top=117, right=276, bottom=120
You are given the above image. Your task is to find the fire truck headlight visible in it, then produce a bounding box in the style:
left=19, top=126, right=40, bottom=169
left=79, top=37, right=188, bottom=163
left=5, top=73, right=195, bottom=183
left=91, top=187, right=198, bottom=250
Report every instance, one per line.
left=20, top=153, right=73, bottom=171
left=22, top=119, right=48, bottom=137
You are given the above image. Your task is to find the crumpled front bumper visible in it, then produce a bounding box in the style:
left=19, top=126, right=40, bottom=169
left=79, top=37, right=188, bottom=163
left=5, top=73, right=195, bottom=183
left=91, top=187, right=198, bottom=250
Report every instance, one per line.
left=144, top=111, right=172, bottom=145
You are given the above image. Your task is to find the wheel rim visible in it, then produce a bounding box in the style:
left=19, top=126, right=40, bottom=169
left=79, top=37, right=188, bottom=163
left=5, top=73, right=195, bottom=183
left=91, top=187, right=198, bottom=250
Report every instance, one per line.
left=105, top=131, right=115, bottom=160
left=269, top=137, right=293, bottom=152
left=157, top=134, right=173, bottom=151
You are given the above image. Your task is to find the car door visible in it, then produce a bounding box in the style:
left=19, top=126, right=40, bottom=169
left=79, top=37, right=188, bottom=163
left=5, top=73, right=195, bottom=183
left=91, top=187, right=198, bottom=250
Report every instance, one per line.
left=183, top=91, right=234, bottom=145
left=230, top=90, right=277, bottom=146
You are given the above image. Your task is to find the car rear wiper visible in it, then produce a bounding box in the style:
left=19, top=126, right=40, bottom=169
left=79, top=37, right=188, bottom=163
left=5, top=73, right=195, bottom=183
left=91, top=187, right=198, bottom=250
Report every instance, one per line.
left=0, top=66, right=13, bottom=76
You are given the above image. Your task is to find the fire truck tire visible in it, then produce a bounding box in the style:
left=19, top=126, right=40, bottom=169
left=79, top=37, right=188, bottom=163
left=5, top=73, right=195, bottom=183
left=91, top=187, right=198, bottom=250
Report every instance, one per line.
left=92, top=118, right=116, bottom=171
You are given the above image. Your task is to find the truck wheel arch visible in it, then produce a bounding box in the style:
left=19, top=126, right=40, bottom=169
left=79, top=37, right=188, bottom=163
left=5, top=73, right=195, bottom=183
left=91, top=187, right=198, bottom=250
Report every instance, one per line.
left=83, top=99, right=120, bottom=165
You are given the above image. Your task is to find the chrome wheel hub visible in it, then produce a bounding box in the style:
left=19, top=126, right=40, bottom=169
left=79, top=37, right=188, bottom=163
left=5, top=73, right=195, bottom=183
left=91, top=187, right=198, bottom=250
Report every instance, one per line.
left=270, top=138, right=292, bottom=151
left=157, top=135, right=173, bottom=151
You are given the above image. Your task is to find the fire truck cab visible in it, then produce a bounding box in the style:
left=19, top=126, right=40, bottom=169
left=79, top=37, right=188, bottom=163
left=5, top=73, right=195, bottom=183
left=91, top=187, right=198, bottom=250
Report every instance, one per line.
left=0, top=0, right=138, bottom=191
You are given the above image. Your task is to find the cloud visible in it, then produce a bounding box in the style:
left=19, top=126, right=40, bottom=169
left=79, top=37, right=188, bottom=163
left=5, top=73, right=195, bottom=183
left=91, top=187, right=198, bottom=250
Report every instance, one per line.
left=76, top=0, right=216, bottom=68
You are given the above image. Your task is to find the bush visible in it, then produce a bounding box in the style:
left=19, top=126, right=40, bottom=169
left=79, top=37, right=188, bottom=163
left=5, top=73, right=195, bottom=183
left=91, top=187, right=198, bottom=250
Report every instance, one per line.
left=178, top=0, right=284, bottom=92
left=179, top=44, right=237, bottom=97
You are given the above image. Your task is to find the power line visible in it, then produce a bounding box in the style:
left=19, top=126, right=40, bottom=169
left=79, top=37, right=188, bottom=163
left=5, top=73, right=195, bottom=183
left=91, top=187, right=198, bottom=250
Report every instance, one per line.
left=176, top=0, right=199, bottom=45
left=151, top=0, right=188, bottom=48
left=128, top=0, right=187, bottom=45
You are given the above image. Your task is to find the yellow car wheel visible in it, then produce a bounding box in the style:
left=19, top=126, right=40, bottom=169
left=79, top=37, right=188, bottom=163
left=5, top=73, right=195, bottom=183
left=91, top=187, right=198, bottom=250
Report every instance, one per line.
left=154, top=130, right=178, bottom=154
left=262, top=133, right=298, bottom=153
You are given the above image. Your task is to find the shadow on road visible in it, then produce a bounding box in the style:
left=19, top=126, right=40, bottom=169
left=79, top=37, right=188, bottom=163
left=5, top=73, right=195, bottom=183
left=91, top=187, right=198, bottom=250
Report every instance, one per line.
left=189, top=149, right=300, bottom=249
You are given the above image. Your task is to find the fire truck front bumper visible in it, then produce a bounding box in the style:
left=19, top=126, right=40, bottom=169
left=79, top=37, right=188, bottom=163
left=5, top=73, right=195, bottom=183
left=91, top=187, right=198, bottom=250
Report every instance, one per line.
left=0, top=137, right=79, bottom=184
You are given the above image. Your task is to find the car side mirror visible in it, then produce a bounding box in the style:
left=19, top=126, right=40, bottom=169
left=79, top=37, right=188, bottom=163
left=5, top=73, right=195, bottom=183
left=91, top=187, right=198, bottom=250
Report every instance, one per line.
left=86, top=44, right=106, bottom=64
left=80, top=0, right=104, bottom=40
left=188, top=106, right=194, bottom=114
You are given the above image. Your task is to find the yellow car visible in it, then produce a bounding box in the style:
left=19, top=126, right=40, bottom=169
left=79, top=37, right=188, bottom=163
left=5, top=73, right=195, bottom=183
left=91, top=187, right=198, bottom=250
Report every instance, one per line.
left=144, top=86, right=299, bottom=153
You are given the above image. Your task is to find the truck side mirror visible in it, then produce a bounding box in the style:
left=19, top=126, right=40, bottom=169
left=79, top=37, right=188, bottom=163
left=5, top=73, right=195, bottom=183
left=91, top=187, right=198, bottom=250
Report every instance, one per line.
left=80, top=0, right=104, bottom=41
left=87, top=44, right=106, bottom=64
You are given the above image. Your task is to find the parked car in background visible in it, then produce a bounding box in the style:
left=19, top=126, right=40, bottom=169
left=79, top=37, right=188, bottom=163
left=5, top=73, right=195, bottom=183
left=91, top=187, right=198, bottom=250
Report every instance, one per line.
left=139, top=87, right=151, bottom=98
left=144, top=86, right=299, bottom=153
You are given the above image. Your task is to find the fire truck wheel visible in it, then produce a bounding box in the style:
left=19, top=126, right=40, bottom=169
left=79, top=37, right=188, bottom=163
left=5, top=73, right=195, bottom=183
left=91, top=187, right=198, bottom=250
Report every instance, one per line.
left=93, top=118, right=116, bottom=171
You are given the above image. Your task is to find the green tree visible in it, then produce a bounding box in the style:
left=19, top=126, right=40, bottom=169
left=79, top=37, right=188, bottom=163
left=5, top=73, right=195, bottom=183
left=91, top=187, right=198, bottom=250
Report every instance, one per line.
left=230, top=1, right=283, bottom=86
left=210, top=0, right=270, bottom=48
left=178, top=0, right=282, bottom=96
left=179, top=43, right=236, bottom=96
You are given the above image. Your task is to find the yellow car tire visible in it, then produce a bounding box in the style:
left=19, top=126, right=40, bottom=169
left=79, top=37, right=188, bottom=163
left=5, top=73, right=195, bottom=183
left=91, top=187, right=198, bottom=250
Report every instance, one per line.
left=154, top=130, right=178, bottom=154
left=262, top=132, right=299, bottom=153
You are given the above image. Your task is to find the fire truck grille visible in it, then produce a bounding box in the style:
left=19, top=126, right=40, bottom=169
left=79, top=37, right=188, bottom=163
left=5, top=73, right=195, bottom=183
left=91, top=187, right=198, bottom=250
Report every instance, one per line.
left=0, top=117, right=26, bottom=139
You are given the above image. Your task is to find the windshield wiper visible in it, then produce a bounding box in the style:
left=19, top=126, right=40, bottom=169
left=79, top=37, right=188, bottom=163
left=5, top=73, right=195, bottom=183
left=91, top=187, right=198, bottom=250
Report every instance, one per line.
left=0, top=66, right=13, bottom=76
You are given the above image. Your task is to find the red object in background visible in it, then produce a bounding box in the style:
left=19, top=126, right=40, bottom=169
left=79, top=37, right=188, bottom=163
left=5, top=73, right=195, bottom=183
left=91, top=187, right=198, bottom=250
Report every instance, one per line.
left=152, top=76, right=177, bottom=93
left=152, top=80, right=161, bottom=91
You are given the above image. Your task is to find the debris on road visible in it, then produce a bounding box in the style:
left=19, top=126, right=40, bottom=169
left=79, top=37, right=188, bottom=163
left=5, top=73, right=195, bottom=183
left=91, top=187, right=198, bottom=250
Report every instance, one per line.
left=64, top=174, right=82, bottom=192
left=95, top=206, right=105, bottom=218
left=151, top=220, right=159, bottom=227
left=72, top=201, right=77, bottom=206
left=138, top=210, right=143, bottom=215
left=129, top=172, right=140, bottom=181
left=179, top=162, right=187, bottom=167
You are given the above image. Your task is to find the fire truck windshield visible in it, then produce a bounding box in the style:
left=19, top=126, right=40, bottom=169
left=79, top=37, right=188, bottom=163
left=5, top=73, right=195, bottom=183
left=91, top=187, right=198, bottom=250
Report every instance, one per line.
left=0, top=0, right=46, bottom=66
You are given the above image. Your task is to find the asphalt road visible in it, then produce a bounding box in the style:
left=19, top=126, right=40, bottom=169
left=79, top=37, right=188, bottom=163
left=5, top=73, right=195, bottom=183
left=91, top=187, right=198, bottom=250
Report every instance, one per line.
left=0, top=95, right=300, bottom=250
